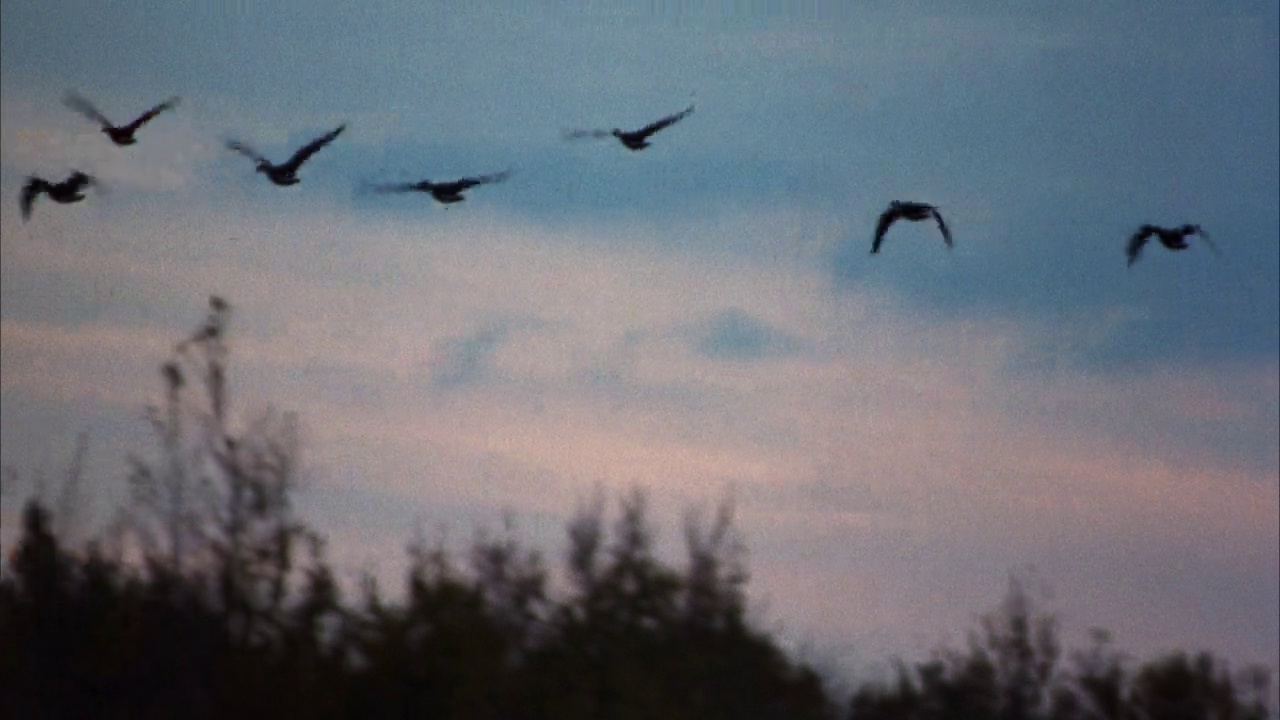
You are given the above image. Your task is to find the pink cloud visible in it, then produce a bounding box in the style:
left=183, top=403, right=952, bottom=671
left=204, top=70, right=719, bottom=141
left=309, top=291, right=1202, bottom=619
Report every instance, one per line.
left=2, top=195, right=1275, bottom=683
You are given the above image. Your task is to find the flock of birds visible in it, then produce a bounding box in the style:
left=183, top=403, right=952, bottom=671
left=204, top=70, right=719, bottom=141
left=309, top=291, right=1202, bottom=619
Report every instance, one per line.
left=19, top=92, right=1218, bottom=265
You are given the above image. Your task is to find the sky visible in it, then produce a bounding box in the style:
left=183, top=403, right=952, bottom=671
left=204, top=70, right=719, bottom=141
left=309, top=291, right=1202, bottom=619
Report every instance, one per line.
left=2, top=0, right=1277, bottom=687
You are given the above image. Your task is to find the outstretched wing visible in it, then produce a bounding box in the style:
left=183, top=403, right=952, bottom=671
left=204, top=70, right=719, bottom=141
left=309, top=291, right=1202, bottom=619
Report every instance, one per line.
left=562, top=128, right=613, bottom=141
left=456, top=170, right=511, bottom=190
left=367, top=181, right=424, bottom=194
left=122, top=96, right=180, bottom=133
left=871, top=207, right=902, bottom=254
left=226, top=139, right=270, bottom=165
left=931, top=209, right=953, bottom=248
left=1126, top=225, right=1158, bottom=266
left=63, top=91, right=113, bottom=129
left=1194, top=227, right=1223, bottom=258
left=20, top=178, right=47, bottom=221
left=281, top=124, right=346, bottom=173
left=635, top=104, right=695, bottom=139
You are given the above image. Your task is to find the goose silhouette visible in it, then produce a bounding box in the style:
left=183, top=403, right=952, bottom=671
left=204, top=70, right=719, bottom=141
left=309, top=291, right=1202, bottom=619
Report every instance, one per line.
left=227, top=125, right=346, bottom=186
left=64, top=92, right=179, bottom=146
left=369, top=170, right=511, bottom=204
left=20, top=171, right=95, bottom=221
left=1126, top=224, right=1217, bottom=266
left=871, top=201, right=953, bottom=254
left=564, top=104, right=695, bottom=151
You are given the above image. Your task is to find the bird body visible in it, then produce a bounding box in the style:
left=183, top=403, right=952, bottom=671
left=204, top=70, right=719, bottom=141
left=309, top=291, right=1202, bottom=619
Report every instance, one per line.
left=1126, top=223, right=1215, bottom=266
left=227, top=125, right=346, bottom=186
left=871, top=200, right=952, bottom=253
left=20, top=171, right=95, bottom=221
left=370, top=170, right=510, bottom=204
left=64, top=92, right=179, bottom=146
left=565, top=104, right=695, bottom=151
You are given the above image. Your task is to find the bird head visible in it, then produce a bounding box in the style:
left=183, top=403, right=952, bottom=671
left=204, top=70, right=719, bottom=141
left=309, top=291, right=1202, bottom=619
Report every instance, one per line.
left=1182, top=224, right=1202, bottom=236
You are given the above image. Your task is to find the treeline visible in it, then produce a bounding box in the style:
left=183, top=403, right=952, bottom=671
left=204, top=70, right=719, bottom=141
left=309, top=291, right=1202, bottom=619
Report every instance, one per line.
left=0, top=297, right=1273, bottom=719
left=2, top=493, right=1274, bottom=720
left=2, top=488, right=837, bottom=720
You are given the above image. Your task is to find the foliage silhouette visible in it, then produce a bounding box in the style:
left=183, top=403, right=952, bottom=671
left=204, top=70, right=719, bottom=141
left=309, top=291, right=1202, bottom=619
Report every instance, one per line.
left=0, top=298, right=1273, bottom=720
left=846, top=578, right=1274, bottom=720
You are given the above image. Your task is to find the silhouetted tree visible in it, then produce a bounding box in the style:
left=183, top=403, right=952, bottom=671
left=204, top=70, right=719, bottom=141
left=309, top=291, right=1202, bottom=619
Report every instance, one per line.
left=846, top=577, right=1275, bottom=720
left=1127, top=651, right=1268, bottom=720
left=980, top=576, right=1061, bottom=719
left=123, top=296, right=314, bottom=653
left=472, top=514, right=550, bottom=661
left=681, top=496, right=748, bottom=632
left=1057, top=628, right=1127, bottom=720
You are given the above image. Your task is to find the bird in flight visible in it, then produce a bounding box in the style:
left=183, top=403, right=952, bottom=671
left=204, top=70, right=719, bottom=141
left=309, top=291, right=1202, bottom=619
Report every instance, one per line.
left=368, top=170, right=511, bottom=204
left=564, top=104, right=695, bottom=151
left=226, top=125, right=346, bottom=186
left=64, top=92, right=180, bottom=146
left=1126, top=224, right=1218, bottom=266
left=871, top=201, right=953, bottom=254
left=20, top=171, right=95, bottom=222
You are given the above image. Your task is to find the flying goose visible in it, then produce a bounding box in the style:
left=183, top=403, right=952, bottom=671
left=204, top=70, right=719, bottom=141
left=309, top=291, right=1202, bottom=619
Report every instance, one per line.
left=226, top=125, right=346, bottom=186
left=564, top=104, right=695, bottom=151
left=369, top=170, right=511, bottom=204
left=871, top=201, right=953, bottom=254
left=1126, top=224, right=1217, bottom=266
left=64, top=92, right=179, bottom=146
left=20, top=171, right=95, bottom=221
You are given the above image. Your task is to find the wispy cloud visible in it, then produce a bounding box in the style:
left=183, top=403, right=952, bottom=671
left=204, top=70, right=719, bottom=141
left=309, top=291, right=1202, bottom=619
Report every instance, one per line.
left=428, top=316, right=552, bottom=391
left=683, top=307, right=804, bottom=362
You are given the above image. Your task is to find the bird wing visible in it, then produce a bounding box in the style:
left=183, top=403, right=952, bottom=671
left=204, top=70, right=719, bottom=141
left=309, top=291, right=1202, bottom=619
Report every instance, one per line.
left=226, top=139, right=270, bottom=165
left=931, top=209, right=953, bottom=247
left=121, top=97, right=180, bottom=133
left=635, top=104, right=695, bottom=138
left=562, top=128, right=613, bottom=141
left=1194, top=227, right=1223, bottom=258
left=63, top=92, right=113, bottom=129
left=368, top=181, right=423, bottom=194
left=458, top=170, right=511, bottom=189
left=281, top=124, right=346, bottom=173
left=871, top=206, right=901, bottom=253
left=20, top=178, right=47, bottom=221
left=1126, top=225, right=1158, bottom=266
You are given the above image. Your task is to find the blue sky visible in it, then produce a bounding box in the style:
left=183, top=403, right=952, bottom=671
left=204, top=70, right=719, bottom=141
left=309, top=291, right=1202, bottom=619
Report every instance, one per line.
left=2, top=1, right=1277, bottom=684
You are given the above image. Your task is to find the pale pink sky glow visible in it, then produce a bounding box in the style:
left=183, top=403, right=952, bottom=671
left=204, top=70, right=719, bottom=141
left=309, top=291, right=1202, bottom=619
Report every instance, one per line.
left=4, top=200, right=1274, bottom=675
